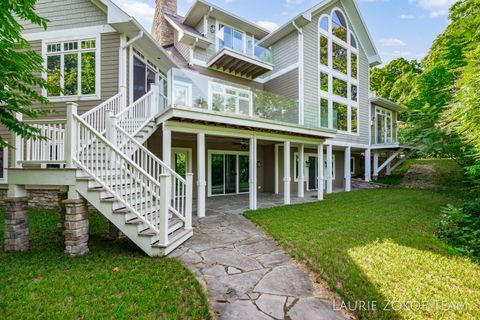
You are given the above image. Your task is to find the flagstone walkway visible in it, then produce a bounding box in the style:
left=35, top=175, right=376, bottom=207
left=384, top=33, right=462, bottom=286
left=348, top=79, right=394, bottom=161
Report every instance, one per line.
left=172, top=207, right=347, bottom=320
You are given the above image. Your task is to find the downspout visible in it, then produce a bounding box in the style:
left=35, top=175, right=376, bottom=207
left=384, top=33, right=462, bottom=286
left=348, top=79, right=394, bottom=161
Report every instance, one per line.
left=120, top=30, right=144, bottom=105
left=292, top=20, right=304, bottom=126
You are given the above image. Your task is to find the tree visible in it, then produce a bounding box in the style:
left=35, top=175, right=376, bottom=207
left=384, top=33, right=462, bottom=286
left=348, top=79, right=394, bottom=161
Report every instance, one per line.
left=0, top=0, right=51, bottom=147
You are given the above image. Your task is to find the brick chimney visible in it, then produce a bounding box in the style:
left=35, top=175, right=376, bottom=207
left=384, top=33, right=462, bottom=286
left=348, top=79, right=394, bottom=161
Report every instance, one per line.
left=152, top=0, right=177, bottom=47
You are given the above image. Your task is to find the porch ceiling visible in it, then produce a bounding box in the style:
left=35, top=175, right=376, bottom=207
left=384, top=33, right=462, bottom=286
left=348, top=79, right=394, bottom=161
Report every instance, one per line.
left=207, top=48, right=273, bottom=79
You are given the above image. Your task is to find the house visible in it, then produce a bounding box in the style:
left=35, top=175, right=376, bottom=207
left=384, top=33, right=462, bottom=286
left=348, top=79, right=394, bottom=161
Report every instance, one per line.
left=1, top=0, right=411, bottom=256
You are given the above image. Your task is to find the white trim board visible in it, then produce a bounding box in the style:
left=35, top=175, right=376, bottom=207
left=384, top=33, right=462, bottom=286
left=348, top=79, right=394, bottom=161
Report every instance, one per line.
left=23, top=25, right=116, bottom=42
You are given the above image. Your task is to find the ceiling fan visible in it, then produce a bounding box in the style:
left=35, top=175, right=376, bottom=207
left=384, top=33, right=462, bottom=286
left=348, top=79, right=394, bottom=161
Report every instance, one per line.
left=232, top=139, right=249, bottom=150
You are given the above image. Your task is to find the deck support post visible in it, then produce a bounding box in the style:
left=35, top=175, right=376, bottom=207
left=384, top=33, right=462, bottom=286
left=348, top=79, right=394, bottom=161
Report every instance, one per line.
left=249, top=136, right=258, bottom=210
left=364, top=148, right=371, bottom=182
left=185, top=173, right=193, bottom=229
left=197, top=133, right=206, bottom=218
left=63, top=192, right=89, bottom=256
left=65, top=103, right=78, bottom=168
left=298, top=144, right=305, bottom=198
left=284, top=141, right=291, bottom=205
left=158, top=174, right=170, bottom=246
left=162, top=124, right=171, bottom=168
left=373, top=151, right=379, bottom=179
left=4, top=185, right=29, bottom=252
left=326, top=144, right=333, bottom=194
left=274, top=144, right=279, bottom=194
left=344, top=146, right=351, bottom=192
left=317, top=144, right=324, bottom=201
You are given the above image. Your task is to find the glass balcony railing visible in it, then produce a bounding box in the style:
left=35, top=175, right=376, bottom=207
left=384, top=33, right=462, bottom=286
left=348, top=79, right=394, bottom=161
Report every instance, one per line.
left=213, top=26, right=273, bottom=64
left=171, top=68, right=298, bottom=125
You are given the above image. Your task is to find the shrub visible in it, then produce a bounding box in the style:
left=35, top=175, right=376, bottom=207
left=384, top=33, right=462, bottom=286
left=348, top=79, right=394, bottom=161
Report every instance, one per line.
left=437, top=199, right=480, bottom=260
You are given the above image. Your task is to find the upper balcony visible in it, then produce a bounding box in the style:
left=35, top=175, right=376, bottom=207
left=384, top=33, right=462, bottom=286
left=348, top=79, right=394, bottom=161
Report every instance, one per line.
left=167, top=68, right=335, bottom=138
left=207, top=24, right=274, bottom=79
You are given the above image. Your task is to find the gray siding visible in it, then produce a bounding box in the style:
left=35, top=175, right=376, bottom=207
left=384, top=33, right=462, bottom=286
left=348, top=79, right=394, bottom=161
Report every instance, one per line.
left=22, top=0, right=107, bottom=33
left=193, top=17, right=217, bottom=63
left=264, top=69, right=299, bottom=100
left=263, top=31, right=298, bottom=79
left=302, top=0, right=370, bottom=145
left=174, top=30, right=191, bottom=62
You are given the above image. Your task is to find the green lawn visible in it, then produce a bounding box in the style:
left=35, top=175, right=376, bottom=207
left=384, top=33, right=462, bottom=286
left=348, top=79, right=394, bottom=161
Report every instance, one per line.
left=0, top=210, right=211, bottom=320
left=245, top=189, right=480, bottom=320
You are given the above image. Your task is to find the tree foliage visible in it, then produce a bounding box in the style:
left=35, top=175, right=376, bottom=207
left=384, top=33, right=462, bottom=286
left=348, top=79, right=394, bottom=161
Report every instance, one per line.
left=370, top=0, right=480, bottom=187
left=0, top=0, right=51, bottom=147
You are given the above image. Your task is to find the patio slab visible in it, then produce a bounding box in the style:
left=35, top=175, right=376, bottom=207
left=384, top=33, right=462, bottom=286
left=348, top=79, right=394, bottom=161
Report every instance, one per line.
left=175, top=194, right=347, bottom=320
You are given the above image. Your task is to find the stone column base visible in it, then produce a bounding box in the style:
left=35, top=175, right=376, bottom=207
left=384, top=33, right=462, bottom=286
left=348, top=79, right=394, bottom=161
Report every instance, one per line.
left=57, top=192, right=68, bottom=236
left=4, top=197, right=29, bottom=252
left=63, top=198, right=89, bottom=256
left=108, top=222, right=125, bottom=240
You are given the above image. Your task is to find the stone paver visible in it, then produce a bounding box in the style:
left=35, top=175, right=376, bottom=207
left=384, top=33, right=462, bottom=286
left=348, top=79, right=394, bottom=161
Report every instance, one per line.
left=176, top=194, right=347, bottom=320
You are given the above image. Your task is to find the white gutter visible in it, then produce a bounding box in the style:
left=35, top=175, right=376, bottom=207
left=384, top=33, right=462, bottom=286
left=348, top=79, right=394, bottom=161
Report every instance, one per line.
left=122, top=30, right=144, bottom=49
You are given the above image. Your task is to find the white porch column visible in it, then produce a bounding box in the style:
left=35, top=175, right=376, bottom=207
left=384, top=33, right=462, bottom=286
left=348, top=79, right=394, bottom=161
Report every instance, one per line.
left=326, top=144, right=333, bottom=194
left=298, top=144, right=305, bottom=198
left=317, top=143, right=324, bottom=201
left=274, top=144, right=279, bottom=194
left=373, top=151, right=379, bottom=178
left=197, top=133, right=206, bottom=218
left=364, top=148, right=372, bottom=182
left=284, top=141, right=291, bottom=205
left=249, top=136, right=257, bottom=210
left=344, top=146, right=351, bottom=192
left=162, top=124, right=171, bottom=168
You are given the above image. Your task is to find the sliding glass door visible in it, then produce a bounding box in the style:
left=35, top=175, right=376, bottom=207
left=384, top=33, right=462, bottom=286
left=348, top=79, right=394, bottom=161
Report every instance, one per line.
left=210, top=152, right=249, bottom=196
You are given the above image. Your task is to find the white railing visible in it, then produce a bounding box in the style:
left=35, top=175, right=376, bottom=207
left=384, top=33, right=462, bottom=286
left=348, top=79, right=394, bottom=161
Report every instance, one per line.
left=113, top=124, right=192, bottom=225
left=17, top=119, right=66, bottom=164
left=116, top=90, right=154, bottom=136
left=73, top=113, right=175, bottom=245
left=81, top=92, right=124, bottom=134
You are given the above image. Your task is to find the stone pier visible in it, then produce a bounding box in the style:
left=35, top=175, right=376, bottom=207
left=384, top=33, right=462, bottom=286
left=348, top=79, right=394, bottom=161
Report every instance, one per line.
left=63, top=197, right=89, bottom=256
left=4, top=197, right=29, bottom=252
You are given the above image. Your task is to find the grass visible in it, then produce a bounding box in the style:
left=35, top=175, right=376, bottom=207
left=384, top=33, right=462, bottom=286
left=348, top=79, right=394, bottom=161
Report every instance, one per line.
left=0, top=210, right=211, bottom=320
left=245, top=189, right=480, bottom=320
left=375, top=158, right=464, bottom=188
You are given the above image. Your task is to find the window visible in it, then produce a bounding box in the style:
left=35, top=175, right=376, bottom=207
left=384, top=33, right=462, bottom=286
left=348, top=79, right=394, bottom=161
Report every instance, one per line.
left=218, top=24, right=245, bottom=53
left=375, top=107, right=394, bottom=144
left=320, top=72, right=329, bottom=92
left=332, top=42, right=348, bottom=75
left=173, top=82, right=192, bottom=107
left=133, top=54, right=160, bottom=101
left=319, top=35, right=329, bottom=66
left=350, top=157, right=355, bottom=175
left=332, top=10, right=347, bottom=42
left=318, top=9, right=359, bottom=135
left=45, top=39, right=98, bottom=98
left=333, top=102, right=348, bottom=131
left=209, top=82, right=252, bottom=115
left=333, top=77, right=348, bottom=98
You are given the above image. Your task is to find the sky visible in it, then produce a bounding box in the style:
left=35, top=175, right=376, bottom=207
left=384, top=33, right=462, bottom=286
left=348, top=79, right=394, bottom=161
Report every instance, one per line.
left=112, top=0, right=457, bottom=65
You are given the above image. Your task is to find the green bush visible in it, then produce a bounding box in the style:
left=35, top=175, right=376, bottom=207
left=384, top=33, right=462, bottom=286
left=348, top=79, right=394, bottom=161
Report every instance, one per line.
left=437, top=199, right=480, bottom=260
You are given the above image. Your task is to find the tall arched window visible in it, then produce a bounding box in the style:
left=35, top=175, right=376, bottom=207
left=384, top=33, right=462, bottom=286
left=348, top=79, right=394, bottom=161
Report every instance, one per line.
left=318, top=9, right=359, bottom=134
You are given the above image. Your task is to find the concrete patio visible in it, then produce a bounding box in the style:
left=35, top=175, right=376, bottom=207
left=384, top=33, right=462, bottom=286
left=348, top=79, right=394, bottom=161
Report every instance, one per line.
left=174, top=193, right=348, bottom=320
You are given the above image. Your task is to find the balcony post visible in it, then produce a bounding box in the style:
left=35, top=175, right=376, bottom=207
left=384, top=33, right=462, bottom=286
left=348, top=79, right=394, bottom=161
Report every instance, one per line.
left=185, top=173, right=193, bottom=230
left=197, top=132, right=206, bottom=218
left=284, top=141, right=291, bottom=205
left=365, top=148, right=372, bottom=182
left=158, top=173, right=170, bottom=246
left=317, top=143, right=324, bottom=201
left=162, top=124, right=171, bottom=168
left=298, top=144, right=305, bottom=198
left=344, top=146, right=351, bottom=192
left=249, top=135, right=257, bottom=210
left=65, top=102, right=78, bottom=168
left=326, top=144, right=333, bottom=194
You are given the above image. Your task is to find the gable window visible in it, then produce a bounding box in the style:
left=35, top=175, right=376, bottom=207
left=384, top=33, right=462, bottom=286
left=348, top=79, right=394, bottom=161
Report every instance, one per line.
left=318, top=9, right=359, bottom=134
left=45, top=38, right=98, bottom=99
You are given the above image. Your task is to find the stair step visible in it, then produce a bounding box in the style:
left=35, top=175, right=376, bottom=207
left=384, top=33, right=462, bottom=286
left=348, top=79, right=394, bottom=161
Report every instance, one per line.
left=152, top=228, right=193, bottom=255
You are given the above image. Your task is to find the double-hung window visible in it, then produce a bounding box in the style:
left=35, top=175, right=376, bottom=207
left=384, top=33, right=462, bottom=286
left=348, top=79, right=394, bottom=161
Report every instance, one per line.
left=45, top=38, right=99, bottom=99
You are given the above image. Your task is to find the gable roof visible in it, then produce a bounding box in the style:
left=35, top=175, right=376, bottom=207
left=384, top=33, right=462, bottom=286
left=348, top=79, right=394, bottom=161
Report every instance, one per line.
left=258, top=0, right=382, bottom=66
left=183, top=0, right=270, bottom=39
left=90, top=0, right=178, bottom=70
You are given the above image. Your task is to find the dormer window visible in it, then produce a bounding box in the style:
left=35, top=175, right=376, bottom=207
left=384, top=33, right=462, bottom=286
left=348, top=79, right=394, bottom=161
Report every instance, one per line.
left=318, top=9, right=359, bottom=134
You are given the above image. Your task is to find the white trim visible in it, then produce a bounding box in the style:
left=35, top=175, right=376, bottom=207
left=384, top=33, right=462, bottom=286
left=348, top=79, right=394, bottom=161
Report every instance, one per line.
left=207, top=150, right=250, bottom=197
left=274, top=144, right=279, bottom=194
left=171, top=148, right=193, bottom=174
left=0, top=148, right=7, bottom=184
left=256, top=63, right=299, bottom=84
left=197, top=132, right=206, bottom=217
left=23, top=25, right=115, bottom=41
left=42, top=34, right=102, bottom=102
